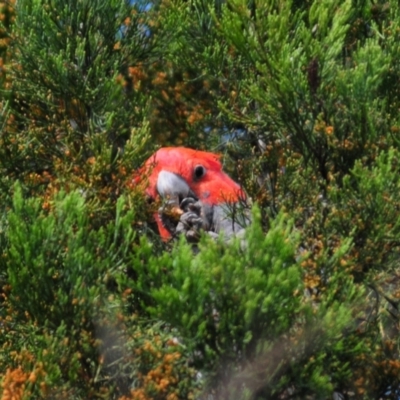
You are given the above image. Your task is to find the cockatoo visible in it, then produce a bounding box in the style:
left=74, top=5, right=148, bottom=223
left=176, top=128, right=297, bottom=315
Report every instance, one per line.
left=135, top=147, right=249, bottom=240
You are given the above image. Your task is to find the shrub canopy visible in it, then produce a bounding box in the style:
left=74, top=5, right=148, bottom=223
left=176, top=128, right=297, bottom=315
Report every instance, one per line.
left=1, top=0, right=400, bottom=399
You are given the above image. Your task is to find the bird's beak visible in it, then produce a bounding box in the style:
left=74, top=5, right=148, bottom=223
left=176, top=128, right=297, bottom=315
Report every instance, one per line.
left=156, top=170, right=198, bottom=206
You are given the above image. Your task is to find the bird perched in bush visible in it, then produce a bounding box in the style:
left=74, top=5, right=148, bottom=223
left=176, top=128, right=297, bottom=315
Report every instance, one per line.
left=134, top=147, right=250, bottom=241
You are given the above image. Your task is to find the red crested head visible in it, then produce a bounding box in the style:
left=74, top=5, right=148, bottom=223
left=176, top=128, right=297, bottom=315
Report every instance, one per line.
left=134, top=147, right=245, bottom=239
left=140, top=147, right=244, bottom=204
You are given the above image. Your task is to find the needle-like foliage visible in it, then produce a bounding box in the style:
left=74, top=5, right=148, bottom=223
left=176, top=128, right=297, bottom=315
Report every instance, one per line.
left=1, top=0, right=400, bottom=399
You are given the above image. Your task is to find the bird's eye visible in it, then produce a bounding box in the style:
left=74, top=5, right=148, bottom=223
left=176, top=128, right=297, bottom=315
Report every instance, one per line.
left=194, top=165, right=206, bottom=180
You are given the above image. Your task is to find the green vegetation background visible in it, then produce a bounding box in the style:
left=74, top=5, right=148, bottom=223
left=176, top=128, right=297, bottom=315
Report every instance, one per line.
left=0, top=0, right=400, bottom=399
